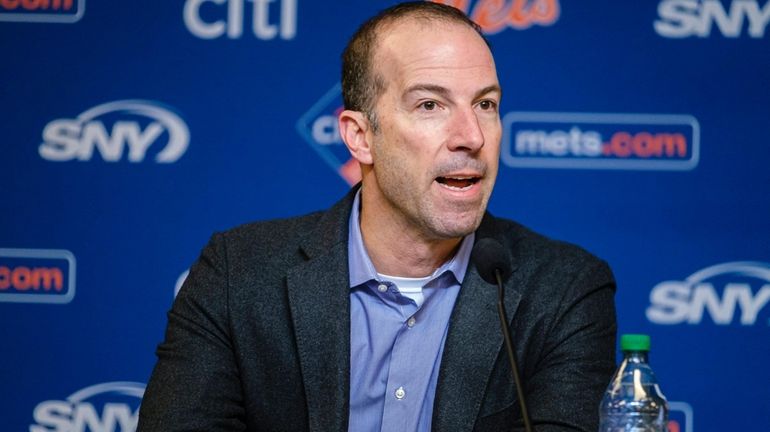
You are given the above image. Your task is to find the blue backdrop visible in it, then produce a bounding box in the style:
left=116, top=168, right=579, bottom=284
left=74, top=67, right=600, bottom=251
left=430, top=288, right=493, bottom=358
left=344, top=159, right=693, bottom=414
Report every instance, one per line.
left=2, top=1, right=769, bottom=431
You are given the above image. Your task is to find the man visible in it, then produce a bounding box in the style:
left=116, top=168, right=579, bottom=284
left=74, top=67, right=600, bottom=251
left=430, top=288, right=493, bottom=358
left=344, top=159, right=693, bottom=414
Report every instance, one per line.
left=138, top=2, right=616, bottom=431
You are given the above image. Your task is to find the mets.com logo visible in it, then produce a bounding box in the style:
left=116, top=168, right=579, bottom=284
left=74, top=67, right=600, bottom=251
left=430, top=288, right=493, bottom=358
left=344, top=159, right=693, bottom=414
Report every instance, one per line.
left=30, top=381, right=145, bottom=432
left=502, top=112, right=700, bottom=170
left=0, top=248, right=76, bottom=304
left=647, top=261, right=770, bottom=326
left=39, top=100, right=189, bottom=163
left=0, top=0, right=84, bottom=23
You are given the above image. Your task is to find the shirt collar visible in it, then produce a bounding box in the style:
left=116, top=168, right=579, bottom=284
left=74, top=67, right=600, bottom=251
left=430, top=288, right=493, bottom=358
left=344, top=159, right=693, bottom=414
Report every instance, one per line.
left=347, top=190, right=474, bottom=289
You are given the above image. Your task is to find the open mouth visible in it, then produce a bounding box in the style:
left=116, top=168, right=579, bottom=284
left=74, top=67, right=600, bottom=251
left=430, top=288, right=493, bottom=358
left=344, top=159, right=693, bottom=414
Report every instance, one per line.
left=436, top=176, right=481, bottom=191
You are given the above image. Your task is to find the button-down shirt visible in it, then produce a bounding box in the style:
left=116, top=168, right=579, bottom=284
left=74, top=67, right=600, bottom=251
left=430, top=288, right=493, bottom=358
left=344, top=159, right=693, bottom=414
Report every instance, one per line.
left=347, top=191, right=474, bottom=432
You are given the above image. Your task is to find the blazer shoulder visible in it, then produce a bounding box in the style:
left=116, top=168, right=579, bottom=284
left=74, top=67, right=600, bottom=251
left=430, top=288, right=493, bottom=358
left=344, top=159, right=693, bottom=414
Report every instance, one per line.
left=210, top=211, right=327, bottom=265
left=212, top=187, right=357, bottom=262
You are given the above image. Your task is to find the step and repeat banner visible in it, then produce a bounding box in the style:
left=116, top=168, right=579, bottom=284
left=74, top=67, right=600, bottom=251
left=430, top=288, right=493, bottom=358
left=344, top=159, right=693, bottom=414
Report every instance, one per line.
left=2, top=1, right=769, bottom=431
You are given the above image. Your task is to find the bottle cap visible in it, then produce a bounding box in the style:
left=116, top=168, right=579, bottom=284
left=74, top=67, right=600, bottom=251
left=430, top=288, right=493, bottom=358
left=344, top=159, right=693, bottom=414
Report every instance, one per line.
left=620, top=334, right=651, bottom=352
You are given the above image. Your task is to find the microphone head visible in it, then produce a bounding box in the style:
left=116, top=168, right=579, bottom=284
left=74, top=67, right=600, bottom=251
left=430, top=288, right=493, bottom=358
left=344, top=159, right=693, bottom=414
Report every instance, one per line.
left=471, top=238, right=512, bottom=285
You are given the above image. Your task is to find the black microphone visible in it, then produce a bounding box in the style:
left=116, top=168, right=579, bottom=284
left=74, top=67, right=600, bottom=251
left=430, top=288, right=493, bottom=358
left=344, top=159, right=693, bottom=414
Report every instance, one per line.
left=472, top=238, right=532, bottom=432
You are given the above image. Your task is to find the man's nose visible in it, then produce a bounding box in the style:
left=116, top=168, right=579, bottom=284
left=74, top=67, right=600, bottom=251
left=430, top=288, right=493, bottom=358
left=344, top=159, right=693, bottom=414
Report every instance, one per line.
left=447, top=107, right=485, bottom=152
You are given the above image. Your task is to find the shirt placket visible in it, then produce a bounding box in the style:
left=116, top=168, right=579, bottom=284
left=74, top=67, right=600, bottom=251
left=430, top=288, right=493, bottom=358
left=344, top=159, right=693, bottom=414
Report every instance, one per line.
left=379, top=277, right=448, bottom=432
left=379, top=307, right=421, bottom=432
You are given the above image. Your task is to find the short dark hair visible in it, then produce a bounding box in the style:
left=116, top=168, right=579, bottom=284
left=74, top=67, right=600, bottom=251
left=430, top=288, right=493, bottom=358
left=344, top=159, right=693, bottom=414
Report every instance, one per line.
left=341, top=1, right=488, bottom=130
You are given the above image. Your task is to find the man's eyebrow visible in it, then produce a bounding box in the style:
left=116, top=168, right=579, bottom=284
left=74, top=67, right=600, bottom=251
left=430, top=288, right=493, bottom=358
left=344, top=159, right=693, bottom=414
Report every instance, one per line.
left=403, top=84, right=451, bottom=99
left=475, top=84, right=502, bottom=100
left=402, top=84, right=502, bottom=100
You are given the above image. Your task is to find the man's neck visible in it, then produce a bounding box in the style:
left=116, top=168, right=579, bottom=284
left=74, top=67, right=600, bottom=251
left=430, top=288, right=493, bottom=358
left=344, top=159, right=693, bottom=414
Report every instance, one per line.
left=358, top=196, right=462, bottom=279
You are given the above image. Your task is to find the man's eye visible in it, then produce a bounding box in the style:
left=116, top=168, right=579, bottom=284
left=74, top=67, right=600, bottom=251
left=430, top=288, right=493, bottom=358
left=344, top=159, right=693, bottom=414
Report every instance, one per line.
left=478, top=100, right=497, bottom=111
left=420, top=101, right=437, bottom=111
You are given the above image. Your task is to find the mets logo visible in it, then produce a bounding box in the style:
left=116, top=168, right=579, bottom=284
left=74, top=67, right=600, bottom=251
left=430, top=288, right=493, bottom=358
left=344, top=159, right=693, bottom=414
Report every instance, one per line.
left=0, top=248, right=76, bottom=304
left=429, top=0, right=560, bottom=33
left=296, top=83, right=361, bottom=185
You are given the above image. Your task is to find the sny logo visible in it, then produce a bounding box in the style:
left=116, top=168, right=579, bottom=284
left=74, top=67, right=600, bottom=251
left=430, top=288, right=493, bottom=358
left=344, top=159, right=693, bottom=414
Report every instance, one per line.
left=39, top=100, right=189, bottom=163
left=30, top=381, right=145, bottom=432
left=430, top=0, right=560, bottom=34
left=647, top=261, right=770, bottom=325
left=296, top=83, right=361, bottom=186
left=502, top=112, right=700, bottom=170
left=0, top=0, right=84, bottom=23
left=0, top=248, right=75, bottom=304
left=184, top=0, right=297, bottom=40
left=655, top=0, right=770, bottom=38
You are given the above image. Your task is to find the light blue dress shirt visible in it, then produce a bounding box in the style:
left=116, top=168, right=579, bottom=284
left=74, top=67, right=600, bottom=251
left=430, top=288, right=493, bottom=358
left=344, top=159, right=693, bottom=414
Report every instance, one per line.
left=347, top=192, right=474, bottom=432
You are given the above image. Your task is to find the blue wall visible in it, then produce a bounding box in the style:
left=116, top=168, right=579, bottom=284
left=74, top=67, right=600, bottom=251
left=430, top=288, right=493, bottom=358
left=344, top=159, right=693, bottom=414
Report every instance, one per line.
left=2, top=1, right=769, bottom=430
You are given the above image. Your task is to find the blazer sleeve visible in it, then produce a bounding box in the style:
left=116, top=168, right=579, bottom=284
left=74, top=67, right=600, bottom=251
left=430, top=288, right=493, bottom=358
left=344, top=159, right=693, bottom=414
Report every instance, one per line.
left=137, top=233, right=247, bottom=432
left=523, top=258, right=617, bottom=432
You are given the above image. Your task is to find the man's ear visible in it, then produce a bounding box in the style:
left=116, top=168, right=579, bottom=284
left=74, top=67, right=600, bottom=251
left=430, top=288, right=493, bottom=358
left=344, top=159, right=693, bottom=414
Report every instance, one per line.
left=338, top=110, right=374, bottom=165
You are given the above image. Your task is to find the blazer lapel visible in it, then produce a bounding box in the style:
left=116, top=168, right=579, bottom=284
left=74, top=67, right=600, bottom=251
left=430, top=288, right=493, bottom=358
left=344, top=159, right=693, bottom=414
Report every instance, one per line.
left=432, top=213, right=523, bottom=432
left=286, top=189, right=357, bottom=432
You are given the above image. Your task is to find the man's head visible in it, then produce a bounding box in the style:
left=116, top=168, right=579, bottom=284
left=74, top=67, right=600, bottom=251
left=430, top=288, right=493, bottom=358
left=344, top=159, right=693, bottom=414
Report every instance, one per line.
left=339, top=2, right=502, bottom=244
left=342, top=2, right=488, bottom=130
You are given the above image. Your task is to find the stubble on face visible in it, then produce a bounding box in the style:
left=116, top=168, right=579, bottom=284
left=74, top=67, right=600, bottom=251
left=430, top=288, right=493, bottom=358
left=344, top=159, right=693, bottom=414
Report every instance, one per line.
left=369, top=132, right=492, bottom=240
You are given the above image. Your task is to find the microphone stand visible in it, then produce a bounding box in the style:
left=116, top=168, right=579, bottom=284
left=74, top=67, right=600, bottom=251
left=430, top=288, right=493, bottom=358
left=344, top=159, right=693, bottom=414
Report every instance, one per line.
left=495, top=268, right=533, bottom=432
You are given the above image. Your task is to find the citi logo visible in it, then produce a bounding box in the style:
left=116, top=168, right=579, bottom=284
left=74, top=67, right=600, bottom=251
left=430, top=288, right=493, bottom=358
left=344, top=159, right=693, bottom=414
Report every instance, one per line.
left=501, top=112, right=700, bottom=170
left=647, top=261, right=770, bottom=326
left=655, top=0, right=770, bottom=38
left=30, top=381, right=145, bottom=432
left=430, top=0, right=560, bottom=34
left=296, top=83, right=361, bottom=186
left=0, top=0, right=84, bottom=23
left=39, top=100, right=189, bottom=163
left=0, top=248, right=76, bottom=304
left=184, top=0, right=297, bottom=40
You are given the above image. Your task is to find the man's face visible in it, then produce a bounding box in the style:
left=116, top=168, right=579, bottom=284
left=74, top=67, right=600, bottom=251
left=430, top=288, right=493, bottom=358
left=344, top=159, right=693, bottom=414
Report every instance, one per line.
left=366, top=19, right=502, bottom=240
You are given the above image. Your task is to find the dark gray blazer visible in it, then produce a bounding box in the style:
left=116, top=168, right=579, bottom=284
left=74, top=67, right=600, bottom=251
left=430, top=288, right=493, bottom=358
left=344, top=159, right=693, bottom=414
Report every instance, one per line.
left=138, top=188, right=616, bottom=432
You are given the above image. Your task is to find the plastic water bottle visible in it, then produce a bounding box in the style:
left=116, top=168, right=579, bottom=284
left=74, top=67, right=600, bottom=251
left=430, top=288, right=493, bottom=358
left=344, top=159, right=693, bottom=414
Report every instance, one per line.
left=599, top=334, right=668, bottom=431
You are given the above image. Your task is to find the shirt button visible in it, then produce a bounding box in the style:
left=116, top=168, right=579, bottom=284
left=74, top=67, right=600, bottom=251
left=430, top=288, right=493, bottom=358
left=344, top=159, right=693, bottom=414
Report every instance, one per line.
left=378, top=283, right=388, bottom=293
left=407, top=317, right=416, bottom=328
left=395, top=386, right=406, bottom=400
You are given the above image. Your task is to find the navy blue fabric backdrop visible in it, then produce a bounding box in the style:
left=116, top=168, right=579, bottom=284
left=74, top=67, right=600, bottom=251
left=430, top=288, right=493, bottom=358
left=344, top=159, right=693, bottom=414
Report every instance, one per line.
left=2, top=1, right=769, bottom=431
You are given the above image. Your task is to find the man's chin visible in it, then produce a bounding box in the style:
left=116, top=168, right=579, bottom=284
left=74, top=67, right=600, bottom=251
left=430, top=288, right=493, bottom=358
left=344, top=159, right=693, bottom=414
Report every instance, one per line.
left=428, top=213, right=485, bottom=240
